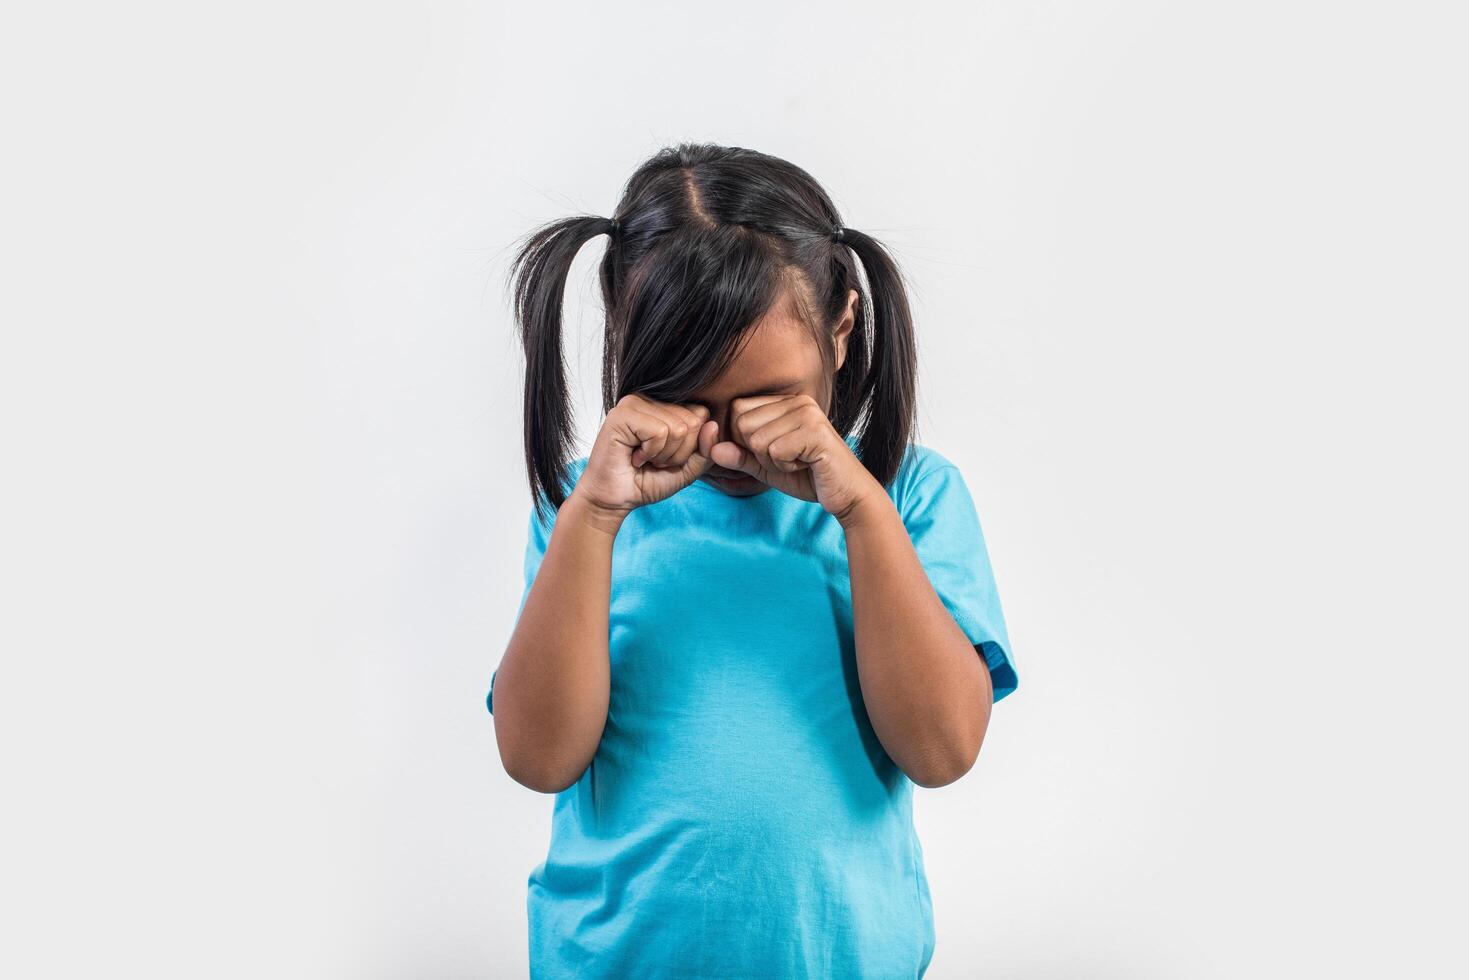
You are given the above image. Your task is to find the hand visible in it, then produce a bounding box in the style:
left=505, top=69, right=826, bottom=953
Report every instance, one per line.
left=574, top=393, right=719, bottom=515
left=711, top=394, right=883, bottom=523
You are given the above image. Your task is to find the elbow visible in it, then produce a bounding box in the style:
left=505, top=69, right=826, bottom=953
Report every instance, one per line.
left=501, top=753, right=584, bottom=795
left=495, top=722, right=593, bottom=794
left=905, top=719, right=989, bottom=789
left=491, top=689, right=598, bottom=794
left=906, top=744, right=978, bottom=789
left=906, top=643, right=996, bottom=788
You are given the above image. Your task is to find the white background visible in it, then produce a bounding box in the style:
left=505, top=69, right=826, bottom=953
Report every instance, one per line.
left=5, top=2, right=1466, bottom=976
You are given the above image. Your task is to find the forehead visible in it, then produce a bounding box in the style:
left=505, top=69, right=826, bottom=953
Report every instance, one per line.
left=696, top=291, right=820, bottom=397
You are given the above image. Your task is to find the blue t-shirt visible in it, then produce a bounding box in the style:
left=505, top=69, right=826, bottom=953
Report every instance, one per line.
left=488, top=436, right=1017, bottom=978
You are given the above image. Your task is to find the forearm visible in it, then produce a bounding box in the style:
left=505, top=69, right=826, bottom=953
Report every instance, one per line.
left=841, top=494, right=993, bottom=788
left=494, top=489, right=625, bottom=793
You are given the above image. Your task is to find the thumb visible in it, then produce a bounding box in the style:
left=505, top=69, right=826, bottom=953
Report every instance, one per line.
left=682, top=419, right=720, bottom=479
left=710, top=437, right=758, bottom=476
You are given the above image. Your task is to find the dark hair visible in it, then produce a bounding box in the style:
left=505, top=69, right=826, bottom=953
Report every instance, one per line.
left=507, top=142, right=918, bottom=519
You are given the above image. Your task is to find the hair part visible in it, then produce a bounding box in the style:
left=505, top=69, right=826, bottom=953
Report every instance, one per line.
left=507, top=142, right=918, bottom=520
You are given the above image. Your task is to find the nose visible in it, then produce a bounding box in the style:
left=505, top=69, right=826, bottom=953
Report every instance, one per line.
left=688, top=401, right=741, bottom=448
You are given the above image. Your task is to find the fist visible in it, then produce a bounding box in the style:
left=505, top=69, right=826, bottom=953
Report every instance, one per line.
left=576, top=393, right=719, bottom=513
left=710, top=394, right=880, bottom=522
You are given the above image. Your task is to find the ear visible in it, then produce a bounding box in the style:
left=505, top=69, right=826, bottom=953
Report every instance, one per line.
left=833, top=289, right=858, bottom=371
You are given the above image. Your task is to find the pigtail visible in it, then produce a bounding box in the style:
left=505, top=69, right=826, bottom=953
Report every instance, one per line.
left=508, top=214, right=617, bottom=521
left=833, top=227, right=918, bottom=491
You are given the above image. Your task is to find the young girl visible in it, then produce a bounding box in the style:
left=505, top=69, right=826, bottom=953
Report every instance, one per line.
left=488, top=142, right=1018, bottom=978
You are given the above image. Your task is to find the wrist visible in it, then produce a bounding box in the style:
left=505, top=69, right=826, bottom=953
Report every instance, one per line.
left=834, top=483, right=896, bottom=532
left=565, top=487, right=630, bottom=538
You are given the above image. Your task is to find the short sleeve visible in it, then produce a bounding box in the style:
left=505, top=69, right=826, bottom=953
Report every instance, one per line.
left=487, top=459, right=586, bottom=715
left=900, top=461, right=1019, bottom=703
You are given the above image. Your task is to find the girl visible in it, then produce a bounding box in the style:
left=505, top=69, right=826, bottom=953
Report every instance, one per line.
left=488, top=142, right=1018, bottom=978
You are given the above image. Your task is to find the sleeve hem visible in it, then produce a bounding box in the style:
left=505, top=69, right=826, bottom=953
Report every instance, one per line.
left=978, top=640, right=1019, bottom=703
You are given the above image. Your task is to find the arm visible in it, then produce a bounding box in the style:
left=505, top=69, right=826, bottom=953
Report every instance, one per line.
left=703, top=393, right=997, bottom=789
left=492, top=490, right=627, bottom=794
left=839, top=492, right=994, bottom=789
left=493, top=394, right=716, bottom=794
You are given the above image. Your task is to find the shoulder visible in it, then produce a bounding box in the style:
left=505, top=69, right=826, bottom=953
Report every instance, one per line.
left=841, top=432, right=959, bottom=512
left=885, top=441, right=963, bottom=514
left=894, top=441, right=957, bottom=486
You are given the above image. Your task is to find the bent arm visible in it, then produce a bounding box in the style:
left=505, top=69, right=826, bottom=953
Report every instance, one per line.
left=493, top=491, right=626, bottom=793
left=841, top=493, right=993, bottom=788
